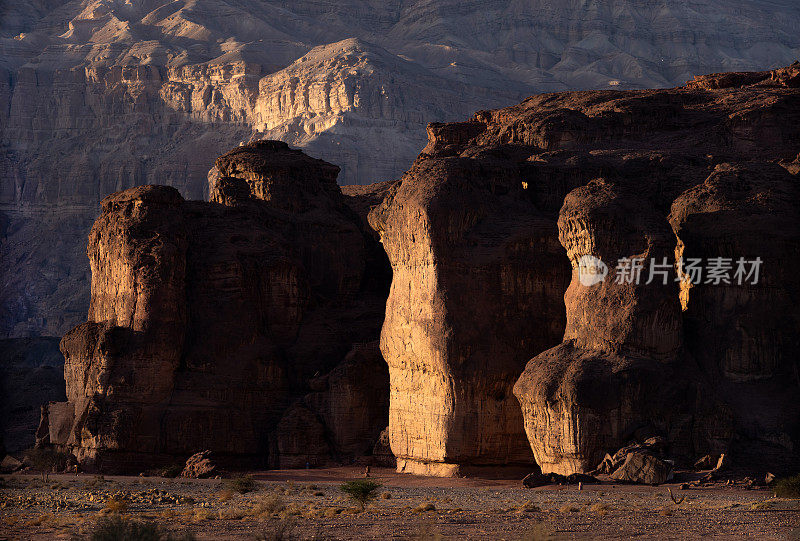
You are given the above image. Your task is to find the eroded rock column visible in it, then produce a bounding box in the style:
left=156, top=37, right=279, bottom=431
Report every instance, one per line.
left=57, top=186, right=188, bottom=469
left=370, top=156, right=569, bottom=476
left=514, top=178, right=702, bottom=475
left=670, top=163, right=800, bottom=469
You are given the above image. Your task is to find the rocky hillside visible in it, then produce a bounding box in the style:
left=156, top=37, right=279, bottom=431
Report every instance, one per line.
left=2, top=0, right=800, bottom=338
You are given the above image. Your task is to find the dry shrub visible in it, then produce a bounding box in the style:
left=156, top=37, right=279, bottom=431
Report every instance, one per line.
left=103, top=495, right=129, bottom=514
left=774, top=474, right=800, bottom=498
left=89, top=514, right=196, bottom=541
left=227, top=475, right=258, bottom=494
left=253, top=493, right=287, bottom=516
left=192, top=508, right=215, bottom=522
left=255, top=518, right=296, bottom=541
left=589, top=502, right=610, bottom=516
left=409, top=523, right=444, bottom=540
left=323, top=507, right=343, bottom=517
left=217, top=506, right=249, bottom=520
left=412, top=502, right=436, bottom=513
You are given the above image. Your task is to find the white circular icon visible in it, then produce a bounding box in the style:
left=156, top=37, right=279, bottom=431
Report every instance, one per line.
left=578, top=255, right=608, bottom=287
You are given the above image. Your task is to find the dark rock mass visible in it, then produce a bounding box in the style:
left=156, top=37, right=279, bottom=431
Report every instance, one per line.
left=42, top=142, right=391, bottom=472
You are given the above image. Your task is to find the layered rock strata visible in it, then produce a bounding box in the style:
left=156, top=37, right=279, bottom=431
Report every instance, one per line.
left=44, top=142, right=390, bottom=471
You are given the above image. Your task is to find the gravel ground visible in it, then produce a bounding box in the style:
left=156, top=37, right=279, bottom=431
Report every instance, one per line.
left=1, top=467, right=798, bottom=540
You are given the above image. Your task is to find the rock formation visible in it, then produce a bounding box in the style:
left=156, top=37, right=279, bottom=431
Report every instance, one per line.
left=4, top=0, right=800, bottom=342
left=369, top=137, right=572, bottom=476
left=375, top=64, right=800, bottom=475
left=669, top=162, right=800, bottom=469
left=43, top=142, right=391, bottom=472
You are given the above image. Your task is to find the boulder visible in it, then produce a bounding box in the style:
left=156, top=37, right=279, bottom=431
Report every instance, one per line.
left=301, top=343, right=389, bottom=459
left=0, top=454, right=22, bottom=473
left=276, top=403, right=331, bottom=468
left=181, top=451, right=218, bottom=479
left=609, top=451, right=673, bottom=485
left=371, top=427, right=396, bottom=468
left=693, top=454, right=717, bottom=470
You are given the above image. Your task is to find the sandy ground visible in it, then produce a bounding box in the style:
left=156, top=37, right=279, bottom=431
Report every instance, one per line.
left=1, top=467, right=799, bottom=540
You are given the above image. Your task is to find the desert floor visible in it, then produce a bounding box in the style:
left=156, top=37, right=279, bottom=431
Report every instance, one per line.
left=1, top=467, right=798, bottom=540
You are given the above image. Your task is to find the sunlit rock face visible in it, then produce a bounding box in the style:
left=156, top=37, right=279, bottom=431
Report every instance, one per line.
left=374, top=64, right=800, bottom=475
left=47, top=143, right=390, bottom=472
left=3, top=0, right=800, bottom=338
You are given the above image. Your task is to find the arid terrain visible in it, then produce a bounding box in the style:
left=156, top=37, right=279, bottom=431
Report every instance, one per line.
left=2, top=468, right=799, bottom=540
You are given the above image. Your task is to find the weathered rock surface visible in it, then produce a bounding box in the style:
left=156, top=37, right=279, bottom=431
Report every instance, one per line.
left=509, top=68, right=800, bottom=475
left=374, top=64, right=800, bottom=475
left=609, top=452, right=672, bottom=485
left=4, top=0, right=800, bottom=341
left=275, top=342, right=390, bottom=468
left=43, top=142, right=390, bottom=472
left=181, top=450, right=218, bottom=479
left=515, top=179, right=702, bottom=475
left=669, top=162, right=800, bottom=470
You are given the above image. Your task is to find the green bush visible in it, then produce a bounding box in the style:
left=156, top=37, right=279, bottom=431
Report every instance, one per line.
left=226, top=475, right=258, bottom=494
left=339, top=479, right=381, bottom=511
left=774, top=474, right=800, bottom=498
left=89, top=515, right=196, bottom=541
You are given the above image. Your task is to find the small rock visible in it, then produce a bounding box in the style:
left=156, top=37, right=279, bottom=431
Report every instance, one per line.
left=0, top=455, right=23, bottom=473
left=181, top=450, right=217, bottom=479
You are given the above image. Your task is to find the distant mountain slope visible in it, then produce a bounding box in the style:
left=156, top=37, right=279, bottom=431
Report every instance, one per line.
left=1, top=0, right=799, bottom=338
